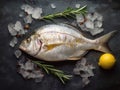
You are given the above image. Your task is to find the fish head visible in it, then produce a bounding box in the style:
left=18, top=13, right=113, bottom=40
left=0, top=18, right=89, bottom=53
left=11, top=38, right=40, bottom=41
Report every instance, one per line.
left=19, top=35, right=42, bottom=56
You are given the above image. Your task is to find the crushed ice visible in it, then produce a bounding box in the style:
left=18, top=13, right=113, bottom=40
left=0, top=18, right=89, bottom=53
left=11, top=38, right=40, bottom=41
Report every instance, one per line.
left=21, top=4, right=43, bottom=19
left=76, top=14, right=84, bottom=23
left=76, top=12, right=104, bottom=35
left=73, top=58, right=95, bottom=86
left=21, top=4, right=34, bottom=14
left=14, top=21, right=23, bottom=32
left=85, top=20, right=94, bottom=29
left=19, top=12, right=24, bottom=17
left=18, top=59, right=44, bottom=82
left=8, top=21, right=27, bottom=37
left=32, top=7, right=42, bottom=19
left=14, top=50, right=22, bottom=58
left=24, top=15, right=33, bottom=24
left=8, top=23, right=17, bottom=36
left=50, top=3, right=56, bottom=9
left=9, top=37, right=18, bottom=47
left=75, top=4, right=81, bottom=8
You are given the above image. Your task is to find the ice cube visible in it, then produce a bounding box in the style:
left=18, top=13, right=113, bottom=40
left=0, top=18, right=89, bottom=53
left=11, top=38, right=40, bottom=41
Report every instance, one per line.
left=86, top=13, right=93, bottom=20
left=9, top=41, right=15, bottom=47
left=94, top=12, right=103, bottom=21
left=79, top=68, right=90, bottom=78
left=14, top=50, right=22, bottom=58
left=80, top=58, right=86, bottom=66
left=73, top=58, right=95, bottom=87
left=18, top=59, right=44, bottom=81
left=13, top=37, right=18, bottom=44
left=78, top=24, right=87, bottom=31
left=22, top=4, right=34, bottom=14
left=27, top=70, right=44, bottom=80
left=91, top=13, right=98, bottom=21
left=76, top=14, right=84, bottom=23
left=94, top=21, right=102, bottom=28
left=24, top=60, right=34, bottom=70
left=73, top=68, right=80, bottom=75
left=88, top=64, right=96, bottom=70
left=32, top=7, right=42, bottom=19
left=18, top=29, right=25, bottom=35
left=32, top=70, right=44, bottom=78
left=8, top=23, right=17, bottom=36
left=75, top=61, right=81, bottom=68
left=19, top=69, right=30, bottom=78
left=21, top=4, right=26, bottom=10
left=24, top=15, right=33, bottom=24
left=85, top=20, right=94, bottom=29
left=79, top=67, right=94, bottom=77
left=90, top=28, right=103, bottom=36
left=87, top=69, right=94, bottom=77
left=84, top=12, right=103, bottom=35
left=19, top=12, right=24, bottom=17
left=75, top=4, right=80, bottom=8
left=14, top=21, right=23, bottom=32
left=82, top=77, right=90, bottom=87
left=9, top=37, right=18, bottom=47
left=50, top=3, right=56, bottom=9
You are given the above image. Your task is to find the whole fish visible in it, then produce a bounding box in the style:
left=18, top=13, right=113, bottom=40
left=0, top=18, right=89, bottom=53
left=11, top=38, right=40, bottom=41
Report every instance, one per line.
left=19, top=24, right=115, bottom=61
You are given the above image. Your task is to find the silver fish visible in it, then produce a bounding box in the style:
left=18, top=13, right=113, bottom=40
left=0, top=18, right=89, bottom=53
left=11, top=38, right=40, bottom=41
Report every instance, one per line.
left=19, top=24, right=116, bottom=61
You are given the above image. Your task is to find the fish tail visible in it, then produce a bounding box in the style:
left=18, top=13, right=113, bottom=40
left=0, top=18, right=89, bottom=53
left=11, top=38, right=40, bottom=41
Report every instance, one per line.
left=94, top=30, right=117, bottom=53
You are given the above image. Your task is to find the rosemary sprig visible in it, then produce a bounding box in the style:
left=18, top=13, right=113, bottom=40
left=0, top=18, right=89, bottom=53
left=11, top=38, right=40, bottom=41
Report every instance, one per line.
left=32, top=61, right=72, bottom=84
left=40, top=5, right=87, bottom=20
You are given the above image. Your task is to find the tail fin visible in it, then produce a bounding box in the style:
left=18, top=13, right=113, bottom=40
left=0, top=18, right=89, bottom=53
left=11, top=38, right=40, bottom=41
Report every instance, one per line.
left=94, top=30, right=117, bottom=53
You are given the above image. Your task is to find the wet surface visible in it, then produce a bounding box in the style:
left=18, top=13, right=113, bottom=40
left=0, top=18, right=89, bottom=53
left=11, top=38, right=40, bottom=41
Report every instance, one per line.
left=0, top=0, right=120, bottom=90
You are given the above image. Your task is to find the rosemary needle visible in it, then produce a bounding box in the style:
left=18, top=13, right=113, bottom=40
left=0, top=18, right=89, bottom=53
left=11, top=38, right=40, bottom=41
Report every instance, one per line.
left=32, top=61, right=72, bottom=84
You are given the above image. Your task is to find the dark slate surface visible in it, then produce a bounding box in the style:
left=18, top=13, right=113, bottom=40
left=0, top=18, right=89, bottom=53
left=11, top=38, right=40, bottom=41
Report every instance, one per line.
left=0, top=0, right=120, bottom=90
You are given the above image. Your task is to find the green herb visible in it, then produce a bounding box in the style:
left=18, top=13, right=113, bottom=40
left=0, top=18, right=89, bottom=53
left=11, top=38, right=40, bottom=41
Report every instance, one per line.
left=40, top=5, right=87, bottom=20
left=32, top=61, right=72, bottom=84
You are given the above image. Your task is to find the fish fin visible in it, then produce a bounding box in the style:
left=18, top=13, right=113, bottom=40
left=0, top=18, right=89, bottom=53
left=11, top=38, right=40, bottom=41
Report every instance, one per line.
left=67, top=57, right=81, bottom=60
left=94, top=30, right=117, bottom=53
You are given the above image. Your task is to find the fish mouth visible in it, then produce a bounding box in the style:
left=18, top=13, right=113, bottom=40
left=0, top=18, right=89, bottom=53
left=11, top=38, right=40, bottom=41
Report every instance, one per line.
left=19, top=44, right=26, bottom=51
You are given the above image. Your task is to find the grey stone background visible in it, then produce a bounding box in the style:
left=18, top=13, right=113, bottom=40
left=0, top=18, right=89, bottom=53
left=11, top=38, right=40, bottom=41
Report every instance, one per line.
left=0, top=0, right=120, bottom=90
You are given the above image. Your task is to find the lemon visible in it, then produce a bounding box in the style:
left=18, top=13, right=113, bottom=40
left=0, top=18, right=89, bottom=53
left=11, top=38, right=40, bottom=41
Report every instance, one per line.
left=98, top=53, right=116, bottom=69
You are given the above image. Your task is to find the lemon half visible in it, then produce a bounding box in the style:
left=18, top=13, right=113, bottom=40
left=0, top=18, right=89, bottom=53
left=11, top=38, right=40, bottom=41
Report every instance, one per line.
left=98, top=53, right=116, bottom=69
